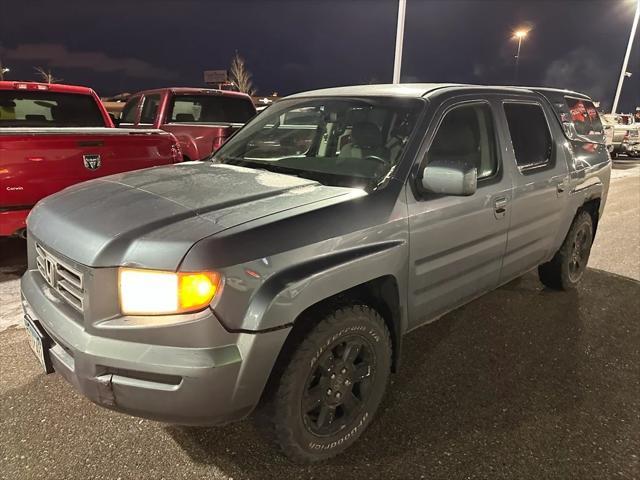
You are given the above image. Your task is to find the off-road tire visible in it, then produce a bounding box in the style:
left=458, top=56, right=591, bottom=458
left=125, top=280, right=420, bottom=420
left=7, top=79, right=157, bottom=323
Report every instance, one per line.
left=538, top=210, right=594, bottom=290
left=262, top=305, right=392, bottom=463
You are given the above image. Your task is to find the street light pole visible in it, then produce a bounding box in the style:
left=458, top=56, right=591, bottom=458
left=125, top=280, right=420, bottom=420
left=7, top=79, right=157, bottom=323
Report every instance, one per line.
left=393, top=0, right=407, bottom=84
left=612, top=0, right=639, bottom=114
left=513, top=30, right=528, bottom=84
left=515, top=36, right=523, bottom=80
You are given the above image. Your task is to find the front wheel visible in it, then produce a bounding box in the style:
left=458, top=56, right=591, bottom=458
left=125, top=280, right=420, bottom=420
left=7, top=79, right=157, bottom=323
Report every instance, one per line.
left=538, top=211, right=594, bottom=290
left=264, top=305, right=392, bottom=463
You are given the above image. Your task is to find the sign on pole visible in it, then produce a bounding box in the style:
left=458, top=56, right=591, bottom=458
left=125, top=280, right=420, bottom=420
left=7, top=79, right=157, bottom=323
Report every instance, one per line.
left=204, top=70, right=228, bottom=84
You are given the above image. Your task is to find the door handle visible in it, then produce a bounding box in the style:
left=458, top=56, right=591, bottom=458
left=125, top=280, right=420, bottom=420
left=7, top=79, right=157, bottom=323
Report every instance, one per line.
left=494, top=197, right=508, bottom=219
left=556, top=178, right=570, bottom=195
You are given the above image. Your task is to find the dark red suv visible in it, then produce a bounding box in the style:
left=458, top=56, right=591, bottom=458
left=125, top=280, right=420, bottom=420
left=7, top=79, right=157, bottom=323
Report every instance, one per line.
left=119, top=88, right=256, bottom=161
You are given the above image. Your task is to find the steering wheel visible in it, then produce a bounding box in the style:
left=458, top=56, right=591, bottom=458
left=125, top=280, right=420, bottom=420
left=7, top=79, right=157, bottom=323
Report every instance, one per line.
left=363, top=155, right=387, bottom=165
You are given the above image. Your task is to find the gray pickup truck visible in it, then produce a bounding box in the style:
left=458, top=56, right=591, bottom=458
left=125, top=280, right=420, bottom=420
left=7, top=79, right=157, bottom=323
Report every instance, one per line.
left=21, top=84, right=611, bottom=462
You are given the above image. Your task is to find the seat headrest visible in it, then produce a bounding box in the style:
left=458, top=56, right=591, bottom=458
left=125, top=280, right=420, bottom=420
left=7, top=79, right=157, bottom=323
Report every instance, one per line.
left=352, top=122, right=383, bottom=148
left=176, top=113, right=195, bottom=122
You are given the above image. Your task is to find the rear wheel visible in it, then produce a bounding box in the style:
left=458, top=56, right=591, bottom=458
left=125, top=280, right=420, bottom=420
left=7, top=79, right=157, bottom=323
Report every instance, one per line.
left=263, top=305, right=392, bottom=463
left=538, top=211, right=593, bottom=290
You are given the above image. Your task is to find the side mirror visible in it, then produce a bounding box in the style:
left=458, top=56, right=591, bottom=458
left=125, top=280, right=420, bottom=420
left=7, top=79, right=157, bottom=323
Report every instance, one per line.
left=421, top=159, right=477, bottom=196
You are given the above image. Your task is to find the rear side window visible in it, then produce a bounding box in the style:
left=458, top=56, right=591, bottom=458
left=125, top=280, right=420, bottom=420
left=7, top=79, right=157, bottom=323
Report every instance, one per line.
left=566, top=97, right=603, bottom=136
left=0, top=91, right=104, bottom=127
left=120, top=96, right=140, bottom=124
left=139, top=94, right=161, bottom=124
left=428, top=103, right=498, bottom=180
left=504, top=103, right=553, bottom=172
left=168, top=95, right=255, bottom=124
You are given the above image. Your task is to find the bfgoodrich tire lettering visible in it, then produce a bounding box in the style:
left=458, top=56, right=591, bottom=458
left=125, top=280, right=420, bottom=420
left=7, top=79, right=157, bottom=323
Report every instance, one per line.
left=265, top=305, right=392, bottom=463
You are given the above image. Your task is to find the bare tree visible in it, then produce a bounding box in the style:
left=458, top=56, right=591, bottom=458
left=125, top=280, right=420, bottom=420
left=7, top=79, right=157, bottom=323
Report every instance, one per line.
left=229, top=52, right=256, bottom=95
left=34, top=66, right=62, bottom=84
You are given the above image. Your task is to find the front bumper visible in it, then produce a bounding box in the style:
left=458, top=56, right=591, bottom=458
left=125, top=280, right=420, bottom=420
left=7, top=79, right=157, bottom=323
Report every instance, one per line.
left=20, top=269, right=290, bottom=426
left=621, top=142, right=640, bottom=154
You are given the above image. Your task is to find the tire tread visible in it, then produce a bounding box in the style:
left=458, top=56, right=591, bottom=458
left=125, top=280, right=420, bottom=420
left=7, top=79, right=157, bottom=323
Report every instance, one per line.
left=259, top=304, right=391, bottom=463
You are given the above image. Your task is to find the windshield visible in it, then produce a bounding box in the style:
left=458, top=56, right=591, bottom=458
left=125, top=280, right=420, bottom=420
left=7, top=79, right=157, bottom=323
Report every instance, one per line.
left=213, top=97, right=423, bottom=190
left=0, top=91, right=104, bottom=127
left=168, top=94, right=256, bottom=124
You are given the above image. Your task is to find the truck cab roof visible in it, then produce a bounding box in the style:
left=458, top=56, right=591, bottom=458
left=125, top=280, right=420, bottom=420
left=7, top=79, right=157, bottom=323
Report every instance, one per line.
left=288, top=83, right=594, bottom=101
left=130, top=87, right=253, bottom=100
left=0, top=81, right=96, bottom=95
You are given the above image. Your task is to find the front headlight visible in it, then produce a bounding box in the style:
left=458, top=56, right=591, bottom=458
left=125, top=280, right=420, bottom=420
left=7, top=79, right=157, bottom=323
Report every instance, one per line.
left=118, top=268, right=221, bottom=315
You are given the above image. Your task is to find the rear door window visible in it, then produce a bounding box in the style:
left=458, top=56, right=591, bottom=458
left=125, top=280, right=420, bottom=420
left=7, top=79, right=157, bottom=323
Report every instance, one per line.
left=120, top=96, right=140, bottom=124
left=566, top=97, right=603, bottom=136
left=139, top=94, right=161, bottom=125
left=504, top=103, right=553, bottom=172
left=0, top=91, right=104, bottom=127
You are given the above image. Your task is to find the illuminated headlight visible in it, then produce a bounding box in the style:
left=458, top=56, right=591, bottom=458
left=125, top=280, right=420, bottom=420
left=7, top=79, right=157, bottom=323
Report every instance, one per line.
left=118, top=268, right=221, bottom=315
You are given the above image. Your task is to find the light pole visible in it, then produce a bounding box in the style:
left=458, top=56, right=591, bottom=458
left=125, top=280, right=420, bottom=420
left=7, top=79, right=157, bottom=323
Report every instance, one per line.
left=612, top=0, right=639, bottom=114
left=393, top=0, right=407, bottom=84
left=513, top=29, right=528, bottom=84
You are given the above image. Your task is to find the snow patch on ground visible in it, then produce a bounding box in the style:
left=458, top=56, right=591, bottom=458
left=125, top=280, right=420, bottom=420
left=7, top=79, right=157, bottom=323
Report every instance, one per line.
left=0, top=274, right=24, bottom=332
left=610, top=162, right=640, bottom=179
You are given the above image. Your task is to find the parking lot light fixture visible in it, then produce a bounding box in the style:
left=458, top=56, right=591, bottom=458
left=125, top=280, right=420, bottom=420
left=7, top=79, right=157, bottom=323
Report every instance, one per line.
left=514, top=30, right=528, bottom=40
left=513, top=29, right=529, bottom=83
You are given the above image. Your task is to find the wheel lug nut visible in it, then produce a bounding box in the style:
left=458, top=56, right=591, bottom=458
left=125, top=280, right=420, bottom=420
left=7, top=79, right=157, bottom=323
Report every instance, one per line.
left=344, top=379, right=351, bottom=386
left=341, top=368, right=347, bottom=374
left=330, top=373, right=336, bottom=379
left=336, top=392, right=342, bottom=399
left=327, top=389, right=332, bottom=395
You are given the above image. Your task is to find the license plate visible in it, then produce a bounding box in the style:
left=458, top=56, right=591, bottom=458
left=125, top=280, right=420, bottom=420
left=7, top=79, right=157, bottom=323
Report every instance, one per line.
left=23, top=315, right=53, bottom=374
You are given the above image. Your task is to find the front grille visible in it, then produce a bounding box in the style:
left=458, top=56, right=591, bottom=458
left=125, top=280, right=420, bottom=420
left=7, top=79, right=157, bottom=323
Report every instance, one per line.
left=35, top=243, right=85, bottom=312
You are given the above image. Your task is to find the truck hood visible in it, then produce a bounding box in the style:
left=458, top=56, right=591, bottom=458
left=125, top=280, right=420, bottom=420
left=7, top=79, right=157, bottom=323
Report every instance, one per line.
left=28, top=162, right=362, bottom=269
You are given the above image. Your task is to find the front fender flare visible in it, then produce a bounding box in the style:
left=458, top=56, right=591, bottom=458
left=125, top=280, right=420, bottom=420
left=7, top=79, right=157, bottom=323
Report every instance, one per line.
left=231, top=241, right=408, bottom=334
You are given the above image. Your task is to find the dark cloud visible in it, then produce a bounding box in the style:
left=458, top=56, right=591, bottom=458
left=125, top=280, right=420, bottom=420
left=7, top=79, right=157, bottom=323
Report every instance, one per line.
left=543, top=47, right=616, bottom=109
left=2, top=44, right=178, bottom=80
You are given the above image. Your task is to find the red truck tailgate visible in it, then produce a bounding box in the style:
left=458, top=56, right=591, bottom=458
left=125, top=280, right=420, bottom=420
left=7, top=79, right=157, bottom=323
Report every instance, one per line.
left=164, top=123, right=244, bottom=159
left=0, top=127, right=179, bottom=234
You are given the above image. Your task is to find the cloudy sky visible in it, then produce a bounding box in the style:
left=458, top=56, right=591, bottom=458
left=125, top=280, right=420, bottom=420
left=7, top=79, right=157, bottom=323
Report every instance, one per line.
left=1, top=0, right=638, bottom=111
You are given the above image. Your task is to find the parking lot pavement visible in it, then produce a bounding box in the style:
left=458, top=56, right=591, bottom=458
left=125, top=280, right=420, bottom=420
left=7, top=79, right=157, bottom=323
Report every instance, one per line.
left=589, top=160, right=640, bottom=280
left=1, top=163, right=639, bottom=479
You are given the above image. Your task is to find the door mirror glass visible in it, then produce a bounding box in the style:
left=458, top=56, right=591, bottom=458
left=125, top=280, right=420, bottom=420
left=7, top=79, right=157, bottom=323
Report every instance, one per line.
left=421, top=159, right=477, bottom=196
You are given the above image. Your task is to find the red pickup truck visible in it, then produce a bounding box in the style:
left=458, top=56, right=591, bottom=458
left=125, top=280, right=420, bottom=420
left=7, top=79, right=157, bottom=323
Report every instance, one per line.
left=119, top=88, right=256, bottom=161
left=0, top=81, right=182, bottom=237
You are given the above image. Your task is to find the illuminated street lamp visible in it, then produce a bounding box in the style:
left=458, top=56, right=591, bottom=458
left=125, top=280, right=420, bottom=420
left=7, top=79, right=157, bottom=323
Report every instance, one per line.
left=513, top=29, right=529, bottom=83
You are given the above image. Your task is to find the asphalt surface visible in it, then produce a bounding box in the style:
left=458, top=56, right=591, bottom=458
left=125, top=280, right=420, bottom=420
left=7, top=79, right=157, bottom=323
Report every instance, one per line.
left=1, top=163, right=639, bottom=479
